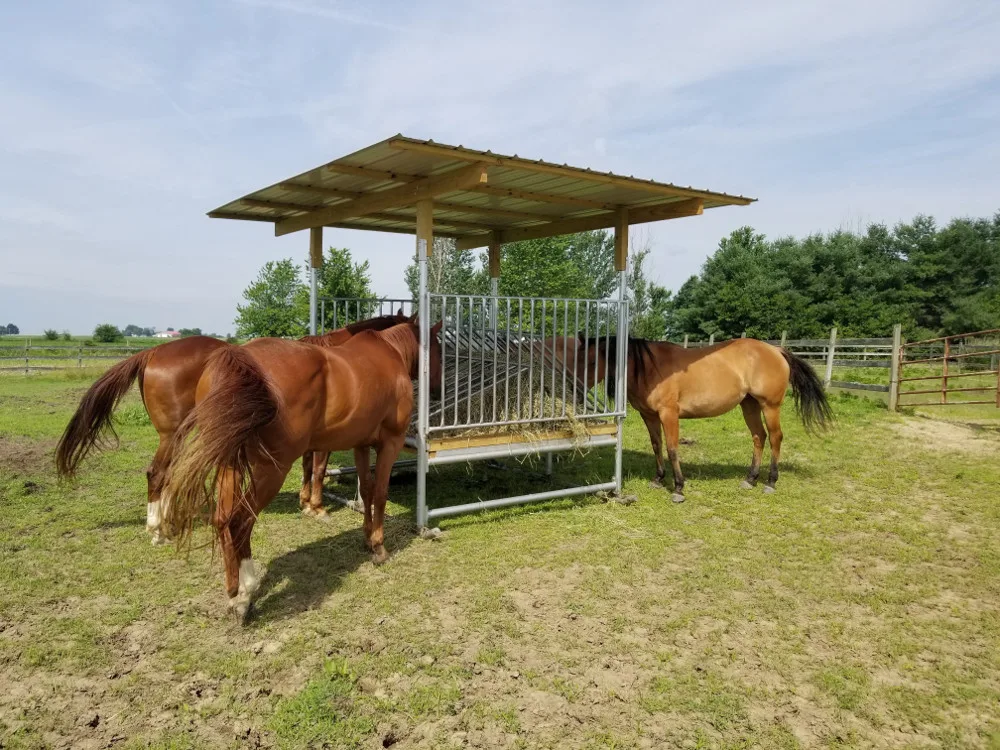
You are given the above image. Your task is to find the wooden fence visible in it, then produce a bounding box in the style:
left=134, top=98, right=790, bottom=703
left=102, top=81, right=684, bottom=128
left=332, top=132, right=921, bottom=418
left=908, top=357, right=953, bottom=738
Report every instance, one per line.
left=0, top=341, right=155, bottom=373
left=679, top=327, right=898, bottom=401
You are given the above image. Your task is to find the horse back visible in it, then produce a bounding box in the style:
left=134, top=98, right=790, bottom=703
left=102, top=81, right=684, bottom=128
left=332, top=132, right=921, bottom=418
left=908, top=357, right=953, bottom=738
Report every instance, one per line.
left=143, top=336, right=230, bottom=434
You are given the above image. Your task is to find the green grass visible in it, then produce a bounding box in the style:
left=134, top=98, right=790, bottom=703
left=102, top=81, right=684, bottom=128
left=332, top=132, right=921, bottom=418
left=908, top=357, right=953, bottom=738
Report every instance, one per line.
left=1, top=374, right=999, bottom=747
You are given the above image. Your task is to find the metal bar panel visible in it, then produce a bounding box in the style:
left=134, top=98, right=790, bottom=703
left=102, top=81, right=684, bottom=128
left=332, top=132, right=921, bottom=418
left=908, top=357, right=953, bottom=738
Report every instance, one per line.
left=427, top=481, right=618, bottom=520
left=899, top=400, right=997, bottom=406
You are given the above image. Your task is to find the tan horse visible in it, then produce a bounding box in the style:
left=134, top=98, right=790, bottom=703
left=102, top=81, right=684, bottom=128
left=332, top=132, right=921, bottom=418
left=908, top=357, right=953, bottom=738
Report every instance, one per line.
left=579, top=337, right=832, bottom=502
left=163, top=321, right=442, bottom=623
left=55, top=314, right=407, bottom=542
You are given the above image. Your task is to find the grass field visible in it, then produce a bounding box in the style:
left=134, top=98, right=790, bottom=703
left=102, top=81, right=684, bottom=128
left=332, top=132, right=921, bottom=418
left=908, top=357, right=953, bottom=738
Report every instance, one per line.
left=1, top=374, right=1000, bottom=749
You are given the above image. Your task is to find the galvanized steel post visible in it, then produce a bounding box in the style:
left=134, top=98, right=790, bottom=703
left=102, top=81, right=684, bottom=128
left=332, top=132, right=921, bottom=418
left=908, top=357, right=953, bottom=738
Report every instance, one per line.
left=416, top=237, right=430, bottom=529
left=615, top=269, right=628, bottom=494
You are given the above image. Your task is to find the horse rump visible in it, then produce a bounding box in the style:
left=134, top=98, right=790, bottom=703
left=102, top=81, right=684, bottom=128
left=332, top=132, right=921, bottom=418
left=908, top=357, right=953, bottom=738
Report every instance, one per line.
left=164, top=347, right=279, bottom=546
left=780, top=348, right=833, bottom=432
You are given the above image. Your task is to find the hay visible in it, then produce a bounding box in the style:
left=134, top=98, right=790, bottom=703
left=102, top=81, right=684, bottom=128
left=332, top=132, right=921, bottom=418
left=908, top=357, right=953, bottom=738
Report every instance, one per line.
left=408, top=333, right=614, bottom=450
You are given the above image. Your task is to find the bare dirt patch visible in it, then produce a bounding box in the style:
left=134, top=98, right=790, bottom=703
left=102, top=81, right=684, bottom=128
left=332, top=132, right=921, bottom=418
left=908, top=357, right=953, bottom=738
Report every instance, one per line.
left=0, top=435, right=56, bottom=479
left=889, top=416, right=1000, bottom=456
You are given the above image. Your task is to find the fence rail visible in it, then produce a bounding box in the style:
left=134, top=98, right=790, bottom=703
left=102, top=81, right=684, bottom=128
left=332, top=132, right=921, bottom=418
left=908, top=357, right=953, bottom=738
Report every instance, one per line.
left=678, top=328, right=898, bottom=400
left=0, top=342, right=157, bottom=373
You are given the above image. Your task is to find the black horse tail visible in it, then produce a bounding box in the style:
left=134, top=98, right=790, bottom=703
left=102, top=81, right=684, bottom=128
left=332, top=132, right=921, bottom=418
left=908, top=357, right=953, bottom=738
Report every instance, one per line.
left=781, top=348, right=833, bottom=432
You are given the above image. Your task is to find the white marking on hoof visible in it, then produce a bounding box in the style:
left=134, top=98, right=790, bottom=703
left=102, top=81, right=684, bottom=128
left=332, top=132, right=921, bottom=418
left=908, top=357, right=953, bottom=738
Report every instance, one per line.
left=671, top=493, right=686, bottom=504
left=239, top=558, right=260, bottom=598
left=740, top=480, right=755, bottom=490
left=763, top=485, right=776, bottom=495
left=146, top=500, right=161, bottom=532
left=150, top=530, right=168, bottom=546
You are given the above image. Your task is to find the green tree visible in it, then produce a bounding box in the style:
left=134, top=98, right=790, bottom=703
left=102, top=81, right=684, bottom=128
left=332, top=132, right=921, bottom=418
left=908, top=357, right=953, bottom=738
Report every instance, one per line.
left=235, top=259, right=306, bottom=338
left=61, top=330, right=71, bottom=341
left=93, top=324, right=123, bottom=343
left=301, top=247, right=376, bottom=329
left=4, top=324, right=19, bottom=335
left=43, top=329, right=58, bottom=340
left=123, top=324, right=144, bottom=337
left=628, top=247, right=672, bottom=339
left=178, top=327, right=203, bottom=337
left=404, top=238, right=479, bottom=298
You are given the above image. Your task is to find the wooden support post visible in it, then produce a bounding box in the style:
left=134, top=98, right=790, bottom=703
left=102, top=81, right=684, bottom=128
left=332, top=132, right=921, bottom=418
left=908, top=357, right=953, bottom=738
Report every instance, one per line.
left=942, top=338, right=950, bottom=404
left=824, top=327, right=838, bottom=388
left=889, top=323, right=902, bottom=411
left=309, top=227, right=322, bottom=335
left=614, top=208, right=629, bottom=272
left=683, top=334, right=689, bottom=348
left=780, top=330, right=788, bottom=348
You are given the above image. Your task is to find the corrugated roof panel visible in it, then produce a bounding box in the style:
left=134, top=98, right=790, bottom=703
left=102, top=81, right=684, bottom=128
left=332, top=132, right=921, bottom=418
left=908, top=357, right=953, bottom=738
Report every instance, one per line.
left=208, top=134, right=755, bottom=241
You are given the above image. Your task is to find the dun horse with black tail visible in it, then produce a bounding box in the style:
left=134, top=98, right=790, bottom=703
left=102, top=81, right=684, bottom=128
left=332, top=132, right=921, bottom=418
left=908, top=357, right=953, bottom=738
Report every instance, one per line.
left=577, top=336, right=832, bottom=502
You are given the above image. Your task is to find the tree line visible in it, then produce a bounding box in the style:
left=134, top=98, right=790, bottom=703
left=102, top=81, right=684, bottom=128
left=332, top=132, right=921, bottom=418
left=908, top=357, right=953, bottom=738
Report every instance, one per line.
left=670, top=213, right=1000, bottom=340
left=234, top=211, right=999, bottom=341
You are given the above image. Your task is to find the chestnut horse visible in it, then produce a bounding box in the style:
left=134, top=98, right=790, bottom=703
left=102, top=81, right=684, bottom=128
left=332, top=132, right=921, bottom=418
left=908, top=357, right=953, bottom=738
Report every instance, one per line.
left=163, top=321, right=442, bottom=622
left=55, top=313, right=407, bottom=541
left=578, top=337, right=831, bottom=502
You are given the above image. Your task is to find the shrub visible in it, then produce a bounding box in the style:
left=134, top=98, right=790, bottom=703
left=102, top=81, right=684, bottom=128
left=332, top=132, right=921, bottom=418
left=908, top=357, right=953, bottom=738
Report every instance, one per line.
left=61, top=331, right=71, bottom=341
left=43, top=329, right=58, bottom=340
left=93, top=324, right=123, bottom=343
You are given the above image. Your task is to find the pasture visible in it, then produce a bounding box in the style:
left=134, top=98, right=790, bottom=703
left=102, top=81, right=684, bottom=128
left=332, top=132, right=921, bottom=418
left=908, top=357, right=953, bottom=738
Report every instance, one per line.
left=1, top=374, right=999, bottom=748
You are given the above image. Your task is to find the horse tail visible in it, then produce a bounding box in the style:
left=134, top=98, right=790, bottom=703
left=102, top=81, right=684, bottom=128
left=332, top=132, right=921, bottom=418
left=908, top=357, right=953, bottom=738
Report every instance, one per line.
left=781, top=348, right=833, bottom=433
left=164, top=347, right=279, bottom=546
left=56, top=347, right=156, bottom=478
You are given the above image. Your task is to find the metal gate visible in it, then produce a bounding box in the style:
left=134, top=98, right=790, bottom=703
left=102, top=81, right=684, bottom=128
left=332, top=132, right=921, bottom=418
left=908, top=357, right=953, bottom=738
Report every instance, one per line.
left=895, top=328, right=1000, bottom=409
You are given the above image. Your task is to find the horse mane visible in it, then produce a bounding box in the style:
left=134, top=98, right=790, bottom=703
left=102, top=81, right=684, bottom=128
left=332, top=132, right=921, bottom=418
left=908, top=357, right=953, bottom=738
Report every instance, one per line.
left=375, top=323, right=419, bottom=374
left=577, top=335, right=658, bottom=395
left=300, top=314, right=406, bottom=347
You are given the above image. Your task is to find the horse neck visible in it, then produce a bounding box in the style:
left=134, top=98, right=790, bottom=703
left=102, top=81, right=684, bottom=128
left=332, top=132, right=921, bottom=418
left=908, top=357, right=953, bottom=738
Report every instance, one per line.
left=376, top=325, right=419, bottom=375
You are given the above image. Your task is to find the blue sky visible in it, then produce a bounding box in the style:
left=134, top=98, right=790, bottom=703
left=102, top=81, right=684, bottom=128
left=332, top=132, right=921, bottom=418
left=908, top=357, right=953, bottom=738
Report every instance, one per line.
left=1, top=0, right=998, bottom=335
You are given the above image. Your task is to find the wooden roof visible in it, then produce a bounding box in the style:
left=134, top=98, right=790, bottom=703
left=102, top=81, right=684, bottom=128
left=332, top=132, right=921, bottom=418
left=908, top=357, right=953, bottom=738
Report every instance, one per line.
left=209, top=134, right=755, bottom=250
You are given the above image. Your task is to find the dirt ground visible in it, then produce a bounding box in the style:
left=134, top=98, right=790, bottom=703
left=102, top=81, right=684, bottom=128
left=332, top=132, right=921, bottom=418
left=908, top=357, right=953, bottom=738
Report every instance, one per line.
left=2, top=380, right=1000, bottom=748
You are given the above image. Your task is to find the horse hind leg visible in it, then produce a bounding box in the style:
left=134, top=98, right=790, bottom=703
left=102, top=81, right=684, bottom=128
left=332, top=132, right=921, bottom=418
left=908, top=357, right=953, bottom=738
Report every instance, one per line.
left=739, top=397, right=767, bottom=490
left=146, top=435, right=172, bottom=545
left=761, top=402, right=784, bottom=494
left=641, top=412, right=666, bottom=489
left=218, top=464, right=286, bottom=624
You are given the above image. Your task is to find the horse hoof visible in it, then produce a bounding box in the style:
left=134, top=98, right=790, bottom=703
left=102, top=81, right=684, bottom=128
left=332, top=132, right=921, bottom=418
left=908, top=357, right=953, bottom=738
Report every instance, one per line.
left=150, top=531, right=169, bottom=546
left=739, top=480, right=755, bottom=490
left=371, top=547, right=389, bottom=566
left=648, top=480, right=664, bottom=490
left=671, top=493, right=686, bottom=504
left=763, top=485, right=776, bottom=495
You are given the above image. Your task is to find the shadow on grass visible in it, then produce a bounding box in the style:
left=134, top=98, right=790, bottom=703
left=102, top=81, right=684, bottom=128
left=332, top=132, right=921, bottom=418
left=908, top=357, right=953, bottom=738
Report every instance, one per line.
left=252, top=514, right=415, bottom=623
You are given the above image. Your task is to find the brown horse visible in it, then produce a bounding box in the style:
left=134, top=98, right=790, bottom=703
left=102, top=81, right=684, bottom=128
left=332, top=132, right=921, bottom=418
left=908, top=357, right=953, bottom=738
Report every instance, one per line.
left=163, top=321, right=442, bottom=622
left=578, top=337, right=832, bottom=502
left=55, top=313, right=407, bottom=542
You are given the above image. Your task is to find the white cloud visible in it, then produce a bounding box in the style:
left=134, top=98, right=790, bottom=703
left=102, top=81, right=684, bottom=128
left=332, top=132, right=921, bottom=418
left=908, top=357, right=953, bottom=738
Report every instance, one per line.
left=0, top=0, right=998, bottom=334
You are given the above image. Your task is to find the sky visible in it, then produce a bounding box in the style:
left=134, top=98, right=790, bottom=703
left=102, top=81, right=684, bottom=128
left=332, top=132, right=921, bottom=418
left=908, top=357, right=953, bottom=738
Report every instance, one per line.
left=1, top=0, right=998, bottom=335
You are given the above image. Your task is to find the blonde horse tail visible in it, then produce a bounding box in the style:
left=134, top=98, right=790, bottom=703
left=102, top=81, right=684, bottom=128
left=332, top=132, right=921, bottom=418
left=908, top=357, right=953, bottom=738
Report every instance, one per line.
left=164, top=347, right=278, bottom=547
